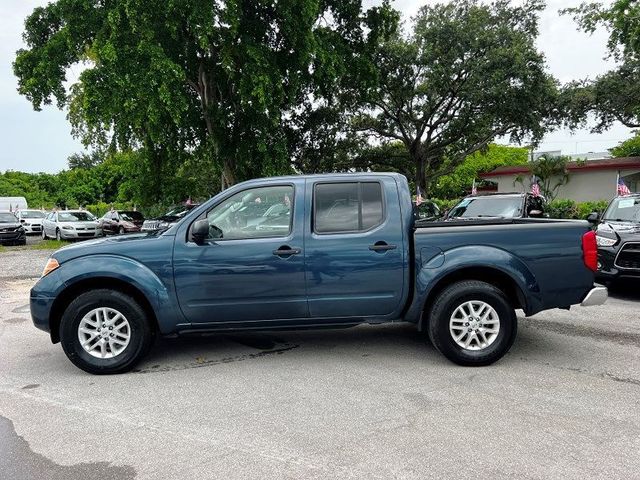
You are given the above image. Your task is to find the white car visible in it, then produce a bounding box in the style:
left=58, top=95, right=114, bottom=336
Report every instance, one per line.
left=42, top=210, right=103, bottom=241
left=15, top=209, right=46, bottom=234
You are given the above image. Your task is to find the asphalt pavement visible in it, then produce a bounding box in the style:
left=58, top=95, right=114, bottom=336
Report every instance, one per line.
left=0, top=246, right=639, bottom=479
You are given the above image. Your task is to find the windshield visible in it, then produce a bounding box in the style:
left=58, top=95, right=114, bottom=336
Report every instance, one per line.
left=0, top=212, right=17, bottom=223
left=120, top=211, right=144, bottom=221
left=58, top=212, right=97, bottom=222
left=20, top=210, right=46, bottom=218
left=603, top=197, right=640, bottom=223
left=448, top=196, right=523, bottom=219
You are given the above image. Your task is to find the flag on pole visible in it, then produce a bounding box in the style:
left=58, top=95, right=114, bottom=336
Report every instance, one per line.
left=617, top=177, right=631, bottom=196
left=471, top=179, right=477, bottom=195
left=530, top=175, right=541, bottom=197
left=415, top=186, right=424, bottom=206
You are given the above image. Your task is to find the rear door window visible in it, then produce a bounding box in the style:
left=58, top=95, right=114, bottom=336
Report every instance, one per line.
left=314, top=182, right=384, bottom=234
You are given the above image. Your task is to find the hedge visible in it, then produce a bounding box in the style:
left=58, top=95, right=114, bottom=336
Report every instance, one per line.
left=546, top=199, right=610, bottom=220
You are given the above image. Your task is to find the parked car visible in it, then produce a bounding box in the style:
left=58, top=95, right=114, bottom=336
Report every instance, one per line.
left=415, top=200, right=441, bottom=221
left=99, top=210, right=145, bottom=235
left=593, top=194, right=640, bottom=283
left=31, top=173, right=605, bottom=374
left=141, top=204, right=199, bottom=232
left=445, top=192, right=546, bottom=220
left=15, top=209, right=46, bottom=234
left=0, top=211, right=26, bottom=245
left=42, top=210, right=102, bottom=241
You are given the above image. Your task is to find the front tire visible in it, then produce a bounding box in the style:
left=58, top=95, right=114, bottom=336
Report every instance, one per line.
left=55, top=229, right=62, bottom=241
left=42, top=228, right=48, bottom=240
left=427, top=280, right=517, bottom=366
left=119, top=226, right=125, bottom=235
left=59, top=289, right=155, bottom=374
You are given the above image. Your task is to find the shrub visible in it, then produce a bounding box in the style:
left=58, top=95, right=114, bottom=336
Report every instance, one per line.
left=547, top=199, right=610, bottom=219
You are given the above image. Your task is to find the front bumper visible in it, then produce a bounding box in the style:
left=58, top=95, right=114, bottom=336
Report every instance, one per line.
left=580, top=286, right=608, bottom=307
left=597, top=245, right=640, bottom=280
left=0, top=230, right=26, bottom=244
left=22, top=224, right=43, bottom=234
left=59, top=229, right=102, bottom=239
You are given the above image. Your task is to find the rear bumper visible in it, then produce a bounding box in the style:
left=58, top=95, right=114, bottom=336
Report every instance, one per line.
left=580, top=286, right=608, bottom=307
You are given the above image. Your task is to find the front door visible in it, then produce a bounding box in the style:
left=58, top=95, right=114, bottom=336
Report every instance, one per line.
left=173, top=181, right=308, bottom=325
left=304, top=177, right=405, bottom=318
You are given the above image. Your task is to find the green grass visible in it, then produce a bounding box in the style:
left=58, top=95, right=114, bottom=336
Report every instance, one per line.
left=27, top=240, right=70, bottom=250
left=0, top=245, right=5, bottom=253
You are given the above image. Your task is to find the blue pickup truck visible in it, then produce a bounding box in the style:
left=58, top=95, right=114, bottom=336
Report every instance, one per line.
left=31, top=173, right=606, bottom=374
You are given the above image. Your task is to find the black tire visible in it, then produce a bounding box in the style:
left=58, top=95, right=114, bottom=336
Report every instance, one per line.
left=119, top=226, right=125, bottom=235
left=42, top=228, right=48, bottom=240
left=427, top=280, right=517, bottom=366
left=59, top=289, right=155, bottom=374
left=55, top=229, right=61, bottom=241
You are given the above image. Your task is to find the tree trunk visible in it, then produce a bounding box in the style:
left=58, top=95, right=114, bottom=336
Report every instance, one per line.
left=222, top=159, right=236, bottom=189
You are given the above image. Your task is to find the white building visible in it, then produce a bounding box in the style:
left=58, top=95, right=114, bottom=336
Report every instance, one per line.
left=480, top=157, right=640, bottom=202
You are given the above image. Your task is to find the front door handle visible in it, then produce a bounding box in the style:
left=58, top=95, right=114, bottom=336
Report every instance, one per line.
left=369, top=241, right=397, bottom=252
left=273, top=245, right=302, bottom=257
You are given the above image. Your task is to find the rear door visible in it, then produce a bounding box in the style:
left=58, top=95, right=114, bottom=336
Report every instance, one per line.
left=304, top=176, right=406, bottom=318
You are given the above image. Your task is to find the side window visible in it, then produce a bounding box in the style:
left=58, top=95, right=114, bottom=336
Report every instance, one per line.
left=205, top=185, right=294, bottom=240
left=314, top=182, right=384, bottom=234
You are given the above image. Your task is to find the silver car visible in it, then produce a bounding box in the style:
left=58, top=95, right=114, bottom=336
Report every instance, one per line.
left=15, top=209, right=46, bottom=234
left=42, top=210, right=103, bottom=241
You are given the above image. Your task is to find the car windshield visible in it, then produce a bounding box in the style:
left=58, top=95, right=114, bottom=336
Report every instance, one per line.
left=602, top=197, right=640, bottom=223
left=448, top=196, right=523, bottom=219
left=20, top=210, right=46, bottom=218
left=120, top=211, right=144, bottom=221
left=58, top=212, right=96, bottom=222
left=0, top=212, right=17, bottom=223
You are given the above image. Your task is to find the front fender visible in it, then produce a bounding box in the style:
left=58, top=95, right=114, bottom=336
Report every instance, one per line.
left=406, top=245, right=542, bottom=324
left=32, top=254, right=182, bottom=335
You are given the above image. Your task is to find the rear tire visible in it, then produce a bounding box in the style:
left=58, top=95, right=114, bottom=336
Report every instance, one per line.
left=427, top=280, right=517, bottom=366
left=59, top=289, right=155, bottom=374
left=119, top=226, right=125, bottom=235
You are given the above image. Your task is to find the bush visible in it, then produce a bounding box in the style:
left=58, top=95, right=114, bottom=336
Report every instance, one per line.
left=84, top=201, right=137, bottom=218
left=547, top=199, right=610, bottom=219
left=431, top=198, right=459, bottom=213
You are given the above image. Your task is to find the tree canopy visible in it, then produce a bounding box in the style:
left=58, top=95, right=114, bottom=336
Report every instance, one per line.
left=350, top=0, right=558, bottom=192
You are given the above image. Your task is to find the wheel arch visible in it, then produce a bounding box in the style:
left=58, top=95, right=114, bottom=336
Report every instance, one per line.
left=49, top=277, right=159, bottom=343
left=418, top=266, right=528, bottom=332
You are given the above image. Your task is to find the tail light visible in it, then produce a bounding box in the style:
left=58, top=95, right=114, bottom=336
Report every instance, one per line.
left=582, top=230, right=598, bottom=272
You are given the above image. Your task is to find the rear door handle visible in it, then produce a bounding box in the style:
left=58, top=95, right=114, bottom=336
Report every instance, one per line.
left=369, top=241, right=397, bottom=252
left=273, top=245, right=302, bottom=256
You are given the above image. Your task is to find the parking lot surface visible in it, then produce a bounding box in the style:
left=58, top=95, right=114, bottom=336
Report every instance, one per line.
left=1, top=245, right=639, bottom=479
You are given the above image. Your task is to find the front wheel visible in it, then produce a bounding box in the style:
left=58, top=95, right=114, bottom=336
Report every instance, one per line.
left=59, top=289, right=155, bottom=374
left=119, top=226, right=125, bottom=235
left=427, top=280, right=517, bottom=366
left=42, top=228, right=48, bottom=240
left=55, top=229, right=62, bottom=241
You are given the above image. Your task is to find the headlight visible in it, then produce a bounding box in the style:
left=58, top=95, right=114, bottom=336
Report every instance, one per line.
left=595, top=234, right=617, bottom=247
left=61, top=225, right=74, bottom=230
left=158, top=222, right=170, bottom=228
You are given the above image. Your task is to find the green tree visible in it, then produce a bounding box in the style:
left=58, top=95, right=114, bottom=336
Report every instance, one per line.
left=562, top=1, right=640, bottom=131
left=14, top=0, right=398, bottom=187
left=350, top=0, right=558, bottom=193
left=610, top=131, right=640, bottom=157
left=516, top=154, right=571, bottom=202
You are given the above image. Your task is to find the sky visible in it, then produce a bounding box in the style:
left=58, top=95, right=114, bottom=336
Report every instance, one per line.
left=0, top=0, right=633, bottom=174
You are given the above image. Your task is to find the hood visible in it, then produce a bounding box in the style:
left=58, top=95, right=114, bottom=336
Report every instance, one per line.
left=52, top=231, right=164, bottom=263
left=597, top=220, right=640, bottom=240
left=0, top=222, right=22, bottom=229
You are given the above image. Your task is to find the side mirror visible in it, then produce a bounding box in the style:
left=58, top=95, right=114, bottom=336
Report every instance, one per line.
left=529, top=209, right=543, bottom=218
left=586, top=212, right=599, bottom=224
left=191, top=218, right=210, bottom=244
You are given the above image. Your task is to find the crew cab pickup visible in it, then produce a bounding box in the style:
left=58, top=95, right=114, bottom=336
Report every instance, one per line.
left=31, top=173, right=607, bottom=374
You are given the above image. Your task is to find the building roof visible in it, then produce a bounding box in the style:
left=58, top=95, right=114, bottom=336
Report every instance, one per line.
left=480, top=157, right=640, bottom=178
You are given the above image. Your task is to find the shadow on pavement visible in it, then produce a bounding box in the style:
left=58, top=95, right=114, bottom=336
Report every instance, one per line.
left=606, top=278, right=640, bottom=302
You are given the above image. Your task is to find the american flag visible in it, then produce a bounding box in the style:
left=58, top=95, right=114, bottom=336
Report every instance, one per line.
left=617, top=178, right=631, bottom=196
left=531, top=182, right=541, bottom=197
left=415, top=186, right=424, bottom=206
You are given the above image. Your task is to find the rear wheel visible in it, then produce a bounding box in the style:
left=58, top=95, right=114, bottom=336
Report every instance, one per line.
left=119, top=226, right=125, bottom=235
left=59, top=289, right=155, bottom=374
left=427, top=280, right=517, bottom=366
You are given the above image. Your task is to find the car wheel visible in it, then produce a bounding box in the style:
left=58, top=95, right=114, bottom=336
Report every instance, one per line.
left=427, top=280, right=517, bottom=366
left=42, top=228, right=48, bottom=240
left=59, top=289, right=155, bottom=374
left=55, top=229, right=62, bottom=241
left=119, top=226, right=125, bottom=235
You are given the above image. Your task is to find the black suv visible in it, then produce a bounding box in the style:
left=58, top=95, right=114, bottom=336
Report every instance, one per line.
left=594, top=194, right=640, bottom=282
left=445, top=192, right=546, bottom=220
